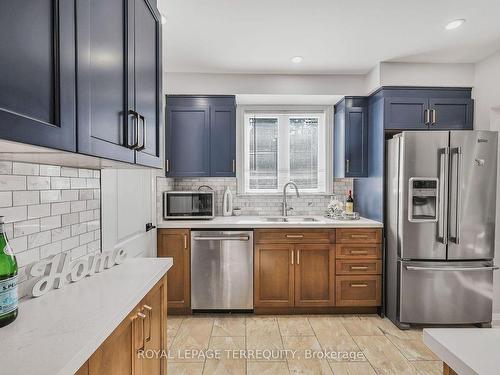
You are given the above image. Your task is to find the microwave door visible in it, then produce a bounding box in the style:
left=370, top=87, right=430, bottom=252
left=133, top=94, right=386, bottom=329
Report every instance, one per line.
left=399, top=131, right=449, bottom=260
left=447, top=131, right=497, bottom=260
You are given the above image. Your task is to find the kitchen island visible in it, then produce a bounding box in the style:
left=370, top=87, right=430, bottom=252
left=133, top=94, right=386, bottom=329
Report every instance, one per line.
left=0, top=257, right=173, bottom=375
left=424, top=328, right=500, bottom=375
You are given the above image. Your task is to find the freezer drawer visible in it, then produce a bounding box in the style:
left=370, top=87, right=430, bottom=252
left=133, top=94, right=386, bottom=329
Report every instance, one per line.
left=399, top=260, right=495, bottom=324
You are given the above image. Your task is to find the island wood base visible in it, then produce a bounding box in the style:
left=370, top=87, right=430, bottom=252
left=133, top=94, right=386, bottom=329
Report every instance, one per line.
left=443, top=363, right=458, bottom=375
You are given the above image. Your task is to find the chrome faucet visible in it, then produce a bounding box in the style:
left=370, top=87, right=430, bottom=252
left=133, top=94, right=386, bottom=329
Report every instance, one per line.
left=282, top=181, right=300, bottom=216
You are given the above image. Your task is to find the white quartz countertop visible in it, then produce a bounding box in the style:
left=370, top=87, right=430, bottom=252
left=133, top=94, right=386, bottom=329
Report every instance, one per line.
left=423, top=328, right=500, bottom=375
left=158, top=215, right=383, bottom=229
left=0, top=257, right=173, bottom=375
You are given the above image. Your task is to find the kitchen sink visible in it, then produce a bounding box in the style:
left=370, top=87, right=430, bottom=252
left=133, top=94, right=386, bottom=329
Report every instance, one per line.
left=262, top=217, right=319, bottom=222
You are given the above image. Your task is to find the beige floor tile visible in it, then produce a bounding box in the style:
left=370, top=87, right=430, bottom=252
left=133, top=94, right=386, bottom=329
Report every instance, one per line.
left=168, top=315, right=185, bottom=331
left=282, top=335, right=322, bottom=358
left=203, top=359, right=246, bottom=375
left=411, top=361, right=443, bottom=375
left=283, top=335, right=332, bottom=373
left=167, top=328, right=177, bottom=350
left=246, top=316, right=283, bottom=351
left=213, top=316, right=247, bottom=337
left=386, top=335, right=438, bottom=361
left=170, top=317, right=214, bottom=362
left=210, top=336, right=246, bottom=350
left=342, top=320, right=384, bottom=336
left=360, top=316, right=423, bottom=340
left=353, top=336, right=418, bottom=374
left=287, top=358, right=333, bottom=375
left=278, top=316, right=315, bottom=336
left=329, top=362, right=377, bottom=375
left=246, top=361, right=290, bottom=375
left=308, top=317, right=351, bottom=337
left=167, top=362, right=204, bottom=375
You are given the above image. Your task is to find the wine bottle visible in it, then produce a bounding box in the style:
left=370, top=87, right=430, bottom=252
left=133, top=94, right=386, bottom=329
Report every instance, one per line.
left=345, top=190, right=354, bottom=214
left=0, top=216, right=18, bottom=327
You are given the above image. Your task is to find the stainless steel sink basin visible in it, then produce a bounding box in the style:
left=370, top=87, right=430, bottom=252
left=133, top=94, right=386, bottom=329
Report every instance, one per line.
left=262, top=217, right=319, bottom=223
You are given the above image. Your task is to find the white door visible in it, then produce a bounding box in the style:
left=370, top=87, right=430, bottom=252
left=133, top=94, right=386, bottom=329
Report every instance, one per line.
left=101, top=169, right=156, bottom=258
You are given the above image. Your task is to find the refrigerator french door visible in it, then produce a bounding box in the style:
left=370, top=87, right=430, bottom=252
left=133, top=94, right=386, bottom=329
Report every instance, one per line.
left=386, top=131, right=498, bottom=328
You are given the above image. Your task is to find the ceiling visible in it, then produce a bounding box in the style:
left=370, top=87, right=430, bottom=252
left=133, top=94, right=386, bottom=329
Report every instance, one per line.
left=158, top=0, right=500, bottom=75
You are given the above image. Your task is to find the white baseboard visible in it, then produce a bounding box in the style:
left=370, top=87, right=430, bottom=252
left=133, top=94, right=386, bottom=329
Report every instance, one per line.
left=492, top=313, right=500, bottom=322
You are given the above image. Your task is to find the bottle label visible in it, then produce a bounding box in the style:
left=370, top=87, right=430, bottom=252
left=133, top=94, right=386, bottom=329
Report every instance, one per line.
left=0, top=275, right=18, bottom=316
left=345, top=202, right=354, bottom=214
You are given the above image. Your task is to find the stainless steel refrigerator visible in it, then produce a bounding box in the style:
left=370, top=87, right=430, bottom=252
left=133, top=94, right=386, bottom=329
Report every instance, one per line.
left=386, top=130, right=499, bottom=329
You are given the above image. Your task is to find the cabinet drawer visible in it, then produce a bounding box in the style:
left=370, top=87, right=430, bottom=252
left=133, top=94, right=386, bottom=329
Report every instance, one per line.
left=336, top=276, right=381, bottom=306
left=336, top=244, right=381, bottom=259
left=336, top=259, right=382, bottom=275
left=255, top=229, right=334, bottom=244
left=336, top=228, right=382, bottom=243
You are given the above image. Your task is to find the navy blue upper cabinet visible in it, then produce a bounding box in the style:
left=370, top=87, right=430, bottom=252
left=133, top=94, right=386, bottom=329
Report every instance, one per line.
left=76, top=0, right=162, bottom=167
left=210, top=106, right=236, bottom=176
left=376, top=87, right=473, bottom=130
left=166, top=96, right=236, bottom=177
left=0, top=0, right=76, bottom=152
left=334, top=97, right=368, bottom=178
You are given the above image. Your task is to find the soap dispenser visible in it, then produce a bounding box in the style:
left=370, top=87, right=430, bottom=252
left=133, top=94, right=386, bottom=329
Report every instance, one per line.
left=222, top=186, right=233, bottom=216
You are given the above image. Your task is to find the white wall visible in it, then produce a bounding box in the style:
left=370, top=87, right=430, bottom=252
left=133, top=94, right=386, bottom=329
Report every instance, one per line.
left=473, top=50, right=500, bottom=315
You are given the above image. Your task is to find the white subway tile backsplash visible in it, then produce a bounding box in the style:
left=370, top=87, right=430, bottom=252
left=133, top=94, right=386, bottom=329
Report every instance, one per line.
left=39, top=165, right=61, bottom=177
left=0, top=175, right=26, bottom=191
left=0, top=163, right=101, bottom=299
left=12, top=162, right=40, bottom=176
left=27, top=203, right=51, bottom=219
left=0, top=191, right=12, bottom=207
left=27, top=176, right=50, bottom=190
left=13, top=191, right=39, bottom=206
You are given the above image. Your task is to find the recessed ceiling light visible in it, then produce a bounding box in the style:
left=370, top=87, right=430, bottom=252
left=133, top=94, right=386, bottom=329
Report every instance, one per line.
left=291, top=56, right=303, bottom=64
left=161, top=14, right=167, bottom=24
left=445, top=19, right=465, bottom=30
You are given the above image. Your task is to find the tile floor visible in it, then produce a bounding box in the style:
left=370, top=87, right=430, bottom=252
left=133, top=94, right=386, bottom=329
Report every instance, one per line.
left=166, top=314, right=442, bottom=375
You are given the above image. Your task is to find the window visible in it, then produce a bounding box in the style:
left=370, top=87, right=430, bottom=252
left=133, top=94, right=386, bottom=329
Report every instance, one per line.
left=241, top=109, right=330, bottom=194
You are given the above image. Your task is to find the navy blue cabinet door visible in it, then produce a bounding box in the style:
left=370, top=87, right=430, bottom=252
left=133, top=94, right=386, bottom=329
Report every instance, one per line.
left=384, top=98, right=429, bottom=130
left=0, top=0, right=76, bottom=151
left=333, top=109, right=346, bottom=178
left=166, top=107, right=210, bottom=177
left=345, top=107, right=368, bottom=177
left=76, top=0, right=135, bottom=163
left=429, top=98, right=473, bottom=130
left=133, top=0, right=162, bottom=168
left=210, top=106, right=236, bottom=177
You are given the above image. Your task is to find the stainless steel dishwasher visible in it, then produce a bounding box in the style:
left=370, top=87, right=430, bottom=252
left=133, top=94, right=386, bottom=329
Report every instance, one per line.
left=191, top=230, right=253, bottom=310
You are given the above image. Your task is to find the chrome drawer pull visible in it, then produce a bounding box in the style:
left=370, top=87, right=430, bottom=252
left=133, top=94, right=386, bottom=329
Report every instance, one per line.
left=350, top=283, right=368, bottom=288
left=350, top=266, right=369, bottom=270
left=286, top=234, right=304, bottom=239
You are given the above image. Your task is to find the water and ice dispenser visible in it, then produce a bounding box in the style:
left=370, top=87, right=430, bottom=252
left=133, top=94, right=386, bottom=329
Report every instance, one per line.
left=408, top=177, right=439, bottom=222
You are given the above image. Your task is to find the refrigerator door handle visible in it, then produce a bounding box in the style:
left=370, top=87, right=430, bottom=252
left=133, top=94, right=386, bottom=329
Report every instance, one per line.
left=406, top=265, right=499, bottom=272
left=438, top=147, right=449, bottom=244
left=450, top=147, right=463, bottom=244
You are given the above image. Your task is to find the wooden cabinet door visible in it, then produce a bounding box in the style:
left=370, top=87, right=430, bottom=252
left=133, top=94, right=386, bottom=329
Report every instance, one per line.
left=294, top=244, right=335, bottom=307
left=345, top=106, right=368, bottom=177
left=254, top=244, right=294, bottom=307
left=384, top=97, right=429, bottom=130
left=89, top=313, right=136, bottom=375
left=75, top=0, right=135, bottom=163
left=429, top=98, right=473, bottom=130
left=166, top=106, right=210, bottom=177
left=157, top=229, right=190, bottom=312
left=0, top=0, right=76, bottom=151
left=210, top=105, right=236, bottom=176
left=133, top=0, right=162, bottom=168
left=140, top=280, right=166, bottom=375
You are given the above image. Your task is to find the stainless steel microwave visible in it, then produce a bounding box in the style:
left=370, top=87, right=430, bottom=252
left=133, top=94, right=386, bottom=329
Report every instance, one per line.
left=163, top=191, right=215, bottom=219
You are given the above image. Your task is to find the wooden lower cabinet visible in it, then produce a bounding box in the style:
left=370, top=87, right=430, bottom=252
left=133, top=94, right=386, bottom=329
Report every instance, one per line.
left=336, top=275, right=381, bottom=306
left=294, top=244, right=335, bottom=307
left=254, top=244, right=294, bottom=307
left=158, top=229, right=191, bottom=313
left=76, top=277, right=167, bottom=375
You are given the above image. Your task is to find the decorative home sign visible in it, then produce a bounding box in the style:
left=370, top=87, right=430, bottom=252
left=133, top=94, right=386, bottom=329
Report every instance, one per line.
left=27, top=248, right=127, bottom=298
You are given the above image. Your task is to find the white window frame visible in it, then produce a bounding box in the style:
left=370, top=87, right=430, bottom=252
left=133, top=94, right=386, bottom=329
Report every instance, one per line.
left=236, top=105, right=333, bottom=195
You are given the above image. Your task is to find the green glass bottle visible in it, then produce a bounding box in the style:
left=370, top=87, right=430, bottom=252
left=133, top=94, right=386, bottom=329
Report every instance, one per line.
left=0, top=216, right=18, bottom=327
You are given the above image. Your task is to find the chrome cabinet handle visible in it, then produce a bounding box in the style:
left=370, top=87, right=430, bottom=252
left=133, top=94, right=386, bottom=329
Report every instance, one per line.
left=143, top=305, right=152, bottom=342
left=136, top=114, right=146, bottom=151
left=232, top=159, right=236, bottom=173
left=350, top=266, right=369, bottom=270
left=346, top=159, right=350, bottom=173
left=450, top=147, right=463, bottom=244
left=406, top=265, right=499, bottom=272
left=166, top=159, right=170, bottom=173
left=286, top=234, right=304, bottom=239
left=431, top=109, right=437, bottom=125
left=424, top=109, right=430, bottom=125
left=128, top=110, right=140, bottom=149
left=193, top=236, right=250, bottom=241
left=350, top=250, right=368, bottom=254
left=438, top=148, right=449, bottom=245
left=350, top=283, right=368, bottom=288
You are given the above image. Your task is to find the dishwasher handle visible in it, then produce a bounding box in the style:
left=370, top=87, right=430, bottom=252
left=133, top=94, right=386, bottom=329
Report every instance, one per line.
left=193, top=236, right=251, bottom=241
